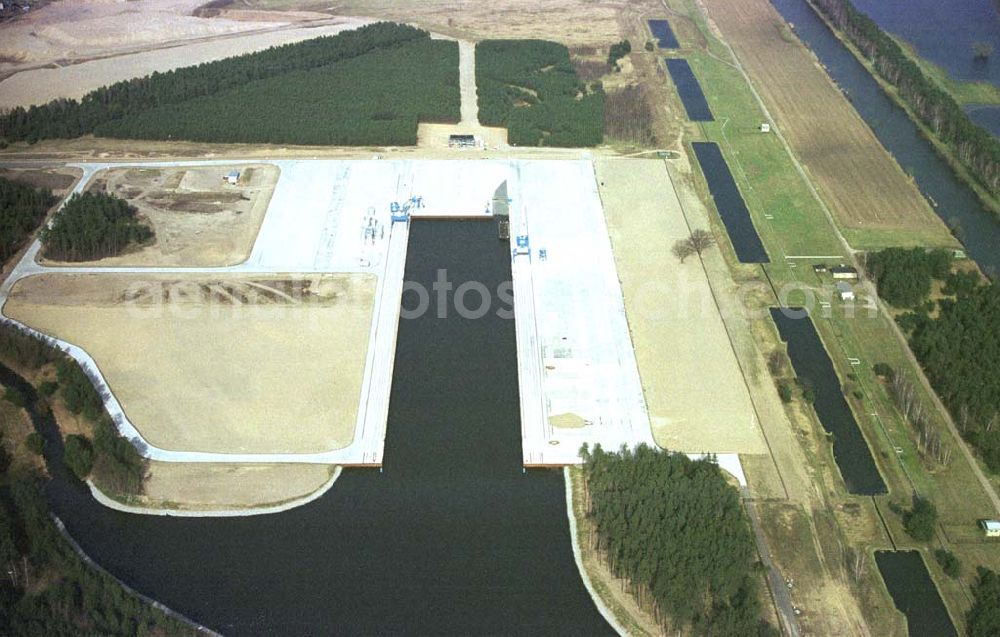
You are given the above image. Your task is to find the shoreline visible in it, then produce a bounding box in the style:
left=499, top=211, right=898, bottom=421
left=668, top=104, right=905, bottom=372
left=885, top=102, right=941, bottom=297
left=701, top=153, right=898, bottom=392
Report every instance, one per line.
left=86, top=466, right=343, bottom=518
left=801, top=0, right=1000, bottom=223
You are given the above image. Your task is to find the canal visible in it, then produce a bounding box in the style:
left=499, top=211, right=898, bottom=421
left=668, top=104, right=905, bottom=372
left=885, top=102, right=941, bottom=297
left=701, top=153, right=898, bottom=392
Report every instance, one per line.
left=14, top=220, right=613, bottom=635
left=875, top=551, right=957, bottom=637
left=770, top=0, right=1000, bottom=276
left=770, top=308, right=886, bottom=495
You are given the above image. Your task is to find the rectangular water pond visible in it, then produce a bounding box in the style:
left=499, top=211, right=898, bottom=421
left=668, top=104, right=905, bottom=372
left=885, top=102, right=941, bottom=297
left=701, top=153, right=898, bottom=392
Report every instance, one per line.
left=648, top=19, right=680, bottom=49
left=770, top=308, right=886, bottom=495
left=875, top=551, right=957, bottom=637
left=665, top=58, right=713, bottom=121
left=691, top=142, right=769, bottom=263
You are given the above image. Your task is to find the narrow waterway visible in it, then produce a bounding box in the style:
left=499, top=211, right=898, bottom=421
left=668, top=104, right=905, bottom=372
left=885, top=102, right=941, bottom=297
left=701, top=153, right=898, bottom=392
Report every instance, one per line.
left=8, top=220, right=613, bottom=635
left=770, top=0, right=1000, bottom=276
left=875, top=550, right=957, bottom=637
left=770, top=308, right=886, bottom=495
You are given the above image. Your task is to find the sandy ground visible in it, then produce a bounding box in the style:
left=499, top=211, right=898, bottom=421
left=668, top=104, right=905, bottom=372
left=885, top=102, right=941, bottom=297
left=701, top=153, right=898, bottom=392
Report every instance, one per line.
left=139, top=462, right=336, bottom=510
left=5, top=272, right=376, bottom=454
left=0, top=0, right=342, bottom=65
left=0, top=15, right=369, bottom=109
left=596, top=158, right=765, bottom=454
left=308, top=0, right=625, bottom=45
left=700, top=0, right=953, bottom=243
left=46, top=164, right=278, bottom=267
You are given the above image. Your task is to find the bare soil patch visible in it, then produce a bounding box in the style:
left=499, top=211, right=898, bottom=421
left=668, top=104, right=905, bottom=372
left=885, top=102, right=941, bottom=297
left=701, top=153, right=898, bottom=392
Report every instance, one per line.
left=5, top=273, right=376, bottom=454
left=139, top=462, right=336, bottom=510
left=596, top=158, right=765, bottom=454
left=45, top=164, right=278, bottom=267
left=701, top=0, right=953, bottom=243
left=321, top=0, right=624, bottom=45
left=0, top=167, right=80, bottom=195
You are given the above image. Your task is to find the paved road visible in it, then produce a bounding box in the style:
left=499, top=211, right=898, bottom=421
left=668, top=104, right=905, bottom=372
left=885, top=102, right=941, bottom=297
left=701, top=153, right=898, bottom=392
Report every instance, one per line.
left=743, top=489, right=802, bottom=637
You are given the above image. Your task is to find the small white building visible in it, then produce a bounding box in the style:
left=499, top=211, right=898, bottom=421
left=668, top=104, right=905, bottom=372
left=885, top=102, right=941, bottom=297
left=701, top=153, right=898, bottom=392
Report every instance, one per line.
left=981, top=519, right=1000, bottom=537
left=224, top=169, right=240, bottom=185
left=836, top=281, right=855, bottom=301
left=760, top=122, right=771, bottom=133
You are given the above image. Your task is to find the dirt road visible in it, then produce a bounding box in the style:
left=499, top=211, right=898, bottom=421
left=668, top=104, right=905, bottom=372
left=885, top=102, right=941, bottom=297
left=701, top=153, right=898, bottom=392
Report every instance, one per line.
left=459, top=39, right=478, bottom=127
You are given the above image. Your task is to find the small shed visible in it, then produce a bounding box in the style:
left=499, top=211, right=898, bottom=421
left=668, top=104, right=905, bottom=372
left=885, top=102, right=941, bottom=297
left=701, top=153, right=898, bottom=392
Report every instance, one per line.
left=981, top=519, right=1000, bottom=537
left=836, top=281, right=855, bottom=301
left=813, top=263, right=828, bottom=274
left=831, top=265, right=859, bottom=280
left=224, top=169, right=241, bottom=185
left=760, top=122, right=771, bottom=133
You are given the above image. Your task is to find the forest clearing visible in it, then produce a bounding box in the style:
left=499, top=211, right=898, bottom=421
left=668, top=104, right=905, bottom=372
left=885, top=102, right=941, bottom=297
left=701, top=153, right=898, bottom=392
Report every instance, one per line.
left=44, top=164, right=280, bottom=267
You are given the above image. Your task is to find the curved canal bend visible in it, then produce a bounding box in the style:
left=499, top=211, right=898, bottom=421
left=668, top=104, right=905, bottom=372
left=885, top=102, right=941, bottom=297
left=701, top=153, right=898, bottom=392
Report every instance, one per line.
left=10, top=220, right=615, bottom=635
left=771, top=0, right=1000, bottom=276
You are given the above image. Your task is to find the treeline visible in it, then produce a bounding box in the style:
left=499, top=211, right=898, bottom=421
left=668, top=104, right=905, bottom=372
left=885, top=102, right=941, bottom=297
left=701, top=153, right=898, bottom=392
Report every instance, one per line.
left=0, top=178, right=55, bottom=263
left=812, top=0, right=1000, bottom=203
left=907, top=280, right=1000, bottom=471
left=865, top=247, right=951, bottom=307
left=968, top=566, right=1000, bottom=636
left=581, top=444, right=775, bottom=636
left=0, top=478, right=190, bottom=634
left=477, top=40, right=604, bottom=147
left=867, top=248, right=1000, bottom=471
left=0, top=322, right=146, bottom=494
left=0, top=22, right=431, bottom=143
left=40, top=191, right=152, bottom=261
left=96, top=38, right=459, bottom=147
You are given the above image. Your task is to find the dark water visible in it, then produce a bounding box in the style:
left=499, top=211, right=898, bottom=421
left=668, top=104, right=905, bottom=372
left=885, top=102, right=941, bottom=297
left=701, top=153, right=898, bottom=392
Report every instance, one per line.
left=648, top=19, right=680, bottom=49
left=769, top=308, right=886, bottom=495
left=852, top=0, right=999, bottom=85
left=10, top=220, right=613, bottom=636
left=851, top=0, right=1000, bottom=138
left=874, top=551, right=957, bottom=637
left=967, top=104, right=1000, bottom=138
left=665, top=58, right=714, bottom=121
left=771, top=0, right=1000, bottom=276
left=692, top=141, right=770, bottom=263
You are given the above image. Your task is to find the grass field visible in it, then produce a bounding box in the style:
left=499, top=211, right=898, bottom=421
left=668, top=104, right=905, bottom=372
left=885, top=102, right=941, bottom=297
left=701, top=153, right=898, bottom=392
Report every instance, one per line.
left=5, top=273, right=375, bottom=454
left=61, top=164, right=278, bottom=267
left=596, top=158, right=765, bottom=454
left=700, top=0, right=956, bottom=250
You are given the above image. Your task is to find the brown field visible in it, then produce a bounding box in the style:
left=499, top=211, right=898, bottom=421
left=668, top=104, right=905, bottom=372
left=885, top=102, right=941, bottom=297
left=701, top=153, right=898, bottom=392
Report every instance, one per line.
left=4, top=273, right=375, bottom=454
left=596, top=158, right=766, bottom=454
left=294, top=0, right=626, bottom=45
left=139, top=462, right=337, bottom=511
left=49, top=164, right=278, bottom=267
left=0, top=167, right=80, bottom=195
left=701, top=0, right=954, bottom=245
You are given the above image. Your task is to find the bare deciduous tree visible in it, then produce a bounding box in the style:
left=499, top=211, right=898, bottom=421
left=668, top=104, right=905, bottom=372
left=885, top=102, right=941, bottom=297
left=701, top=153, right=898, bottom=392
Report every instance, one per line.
left=671, top=240, right=695, bottom=263
left=688, top=229, right=715, bottom=255
left=973, top=41, right=994, bottom=60
left=672, top=230, right=716, bottom=263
